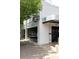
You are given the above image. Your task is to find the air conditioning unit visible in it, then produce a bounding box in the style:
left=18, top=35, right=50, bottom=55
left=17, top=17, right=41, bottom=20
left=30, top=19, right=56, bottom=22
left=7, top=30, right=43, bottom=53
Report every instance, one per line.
left=42, top=17, right=46, bottom=22
left=33, top=15, right=40, bottom=22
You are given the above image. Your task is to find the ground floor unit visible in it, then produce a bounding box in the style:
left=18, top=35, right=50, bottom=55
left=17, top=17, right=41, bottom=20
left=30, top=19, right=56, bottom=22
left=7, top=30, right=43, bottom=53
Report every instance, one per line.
left=26, top=22, right=59, bottom=45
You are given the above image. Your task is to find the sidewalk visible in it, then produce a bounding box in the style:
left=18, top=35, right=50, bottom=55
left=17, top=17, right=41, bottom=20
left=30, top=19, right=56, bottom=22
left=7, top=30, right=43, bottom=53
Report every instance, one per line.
left=20, top=40, right=59, bottom=59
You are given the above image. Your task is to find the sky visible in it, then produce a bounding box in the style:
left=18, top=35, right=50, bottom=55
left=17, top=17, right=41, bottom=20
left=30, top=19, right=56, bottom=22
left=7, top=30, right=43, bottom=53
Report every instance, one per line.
left=45, top=0, right=59, bottom=6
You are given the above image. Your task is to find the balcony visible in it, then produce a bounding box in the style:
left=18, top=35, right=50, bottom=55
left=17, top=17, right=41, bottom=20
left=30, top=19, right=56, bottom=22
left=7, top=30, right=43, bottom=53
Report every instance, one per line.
left=26, top=15, right=39, bottom=28
left=26, top=21, right=38, bottom=28
left=42, top=14, right=59, bottom=23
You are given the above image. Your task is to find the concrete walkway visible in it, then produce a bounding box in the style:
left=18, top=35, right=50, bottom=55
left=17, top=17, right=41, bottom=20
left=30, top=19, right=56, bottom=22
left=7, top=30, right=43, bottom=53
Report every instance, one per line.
left=20, top=40, right=59, bottom=59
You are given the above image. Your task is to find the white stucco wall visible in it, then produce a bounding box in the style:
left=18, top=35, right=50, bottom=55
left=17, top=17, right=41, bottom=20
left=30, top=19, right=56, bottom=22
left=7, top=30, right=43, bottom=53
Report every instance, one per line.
left=40, top=0, right=59, bottom=18
left=38, top=19, right=50, bottom=45
left=38, top=0, right=59, bottom=45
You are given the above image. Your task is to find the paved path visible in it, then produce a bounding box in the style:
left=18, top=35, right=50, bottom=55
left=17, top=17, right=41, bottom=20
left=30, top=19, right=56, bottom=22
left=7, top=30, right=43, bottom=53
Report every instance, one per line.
left=20, top=41, right=59, bottom=59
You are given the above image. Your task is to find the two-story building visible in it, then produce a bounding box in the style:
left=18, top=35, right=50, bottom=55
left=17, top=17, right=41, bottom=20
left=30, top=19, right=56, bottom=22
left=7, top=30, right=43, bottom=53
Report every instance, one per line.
left=24, top=0, right=59, bottom=45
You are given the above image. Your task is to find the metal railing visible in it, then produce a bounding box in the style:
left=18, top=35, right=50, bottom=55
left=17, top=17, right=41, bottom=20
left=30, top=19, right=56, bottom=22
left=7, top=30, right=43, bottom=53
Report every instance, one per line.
left=26, top=21, right=38, bottom=28
left=42, top=15, right=59, bottom=22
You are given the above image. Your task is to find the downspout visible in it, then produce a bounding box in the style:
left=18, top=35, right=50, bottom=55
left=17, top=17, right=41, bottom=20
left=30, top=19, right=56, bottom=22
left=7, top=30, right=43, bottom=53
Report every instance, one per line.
left=25, top=20, right=27, bottom=40
left=49, top=23, right=51, bottom=43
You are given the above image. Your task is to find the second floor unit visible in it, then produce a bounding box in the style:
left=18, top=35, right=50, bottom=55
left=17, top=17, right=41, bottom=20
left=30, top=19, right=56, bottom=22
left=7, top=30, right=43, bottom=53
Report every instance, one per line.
left=25, top=0, right=59, bottom=28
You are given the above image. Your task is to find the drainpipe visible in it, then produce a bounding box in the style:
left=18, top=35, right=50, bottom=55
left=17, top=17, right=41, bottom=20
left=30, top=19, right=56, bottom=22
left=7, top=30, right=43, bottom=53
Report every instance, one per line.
left=49, top=23, right=51, bottom=43
left=25, top=20, right=27, bottom=40
left=25, top=28, right=27, bottom=40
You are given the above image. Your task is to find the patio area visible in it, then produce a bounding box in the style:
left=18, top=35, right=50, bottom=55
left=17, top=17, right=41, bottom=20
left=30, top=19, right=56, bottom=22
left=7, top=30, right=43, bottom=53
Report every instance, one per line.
left=20, top=40, right=59, bottom=59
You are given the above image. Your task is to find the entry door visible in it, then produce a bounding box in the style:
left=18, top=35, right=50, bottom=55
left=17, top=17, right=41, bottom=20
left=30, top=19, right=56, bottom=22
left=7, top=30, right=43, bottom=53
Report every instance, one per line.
left=52, top=27, right=59, bottom=42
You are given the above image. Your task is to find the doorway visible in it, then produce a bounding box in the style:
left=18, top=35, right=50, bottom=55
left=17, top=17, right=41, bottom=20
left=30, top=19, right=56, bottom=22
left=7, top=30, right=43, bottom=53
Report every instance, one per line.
left=51, top=26, right=59, bottom=42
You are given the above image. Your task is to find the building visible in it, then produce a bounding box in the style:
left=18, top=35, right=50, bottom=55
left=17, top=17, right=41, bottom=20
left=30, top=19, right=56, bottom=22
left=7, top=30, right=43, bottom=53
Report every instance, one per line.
left=25, top=0, right=59, bottom=45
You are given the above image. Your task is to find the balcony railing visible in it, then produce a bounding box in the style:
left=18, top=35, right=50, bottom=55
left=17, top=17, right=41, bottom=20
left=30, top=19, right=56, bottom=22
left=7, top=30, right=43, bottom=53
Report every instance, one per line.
left=42, top=14, right=59, bottom=23
left=26, top=21, right=38, bottom=28
left=26, top=15, right=39, bottom=28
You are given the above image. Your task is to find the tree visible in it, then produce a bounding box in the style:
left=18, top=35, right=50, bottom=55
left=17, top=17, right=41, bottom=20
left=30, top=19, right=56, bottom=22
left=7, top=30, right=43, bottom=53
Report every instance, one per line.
left=20, top=0, right=42, bottom=25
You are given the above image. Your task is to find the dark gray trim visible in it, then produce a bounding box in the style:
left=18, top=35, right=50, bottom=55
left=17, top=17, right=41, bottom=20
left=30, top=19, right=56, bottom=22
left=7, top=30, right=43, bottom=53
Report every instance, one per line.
left=43, top=20, right=59, bottom=24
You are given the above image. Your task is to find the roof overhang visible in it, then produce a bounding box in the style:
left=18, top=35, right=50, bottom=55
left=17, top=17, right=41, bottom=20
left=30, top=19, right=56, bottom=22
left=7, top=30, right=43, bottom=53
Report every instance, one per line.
left=43, top=20, right=59, bottom=24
